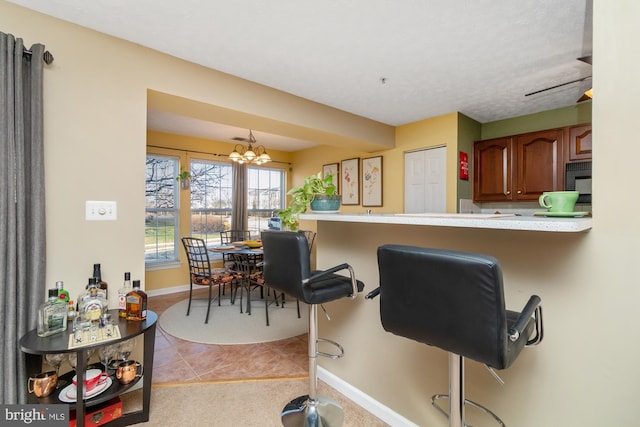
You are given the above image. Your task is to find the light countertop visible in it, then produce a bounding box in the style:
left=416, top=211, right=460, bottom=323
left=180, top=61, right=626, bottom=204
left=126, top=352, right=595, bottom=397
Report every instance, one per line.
left=299, top=212, right=592, bottom=233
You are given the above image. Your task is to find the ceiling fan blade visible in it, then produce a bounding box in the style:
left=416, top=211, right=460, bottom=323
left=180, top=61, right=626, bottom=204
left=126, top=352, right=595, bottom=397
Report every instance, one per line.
left=525, top=75, right=592, bottom=97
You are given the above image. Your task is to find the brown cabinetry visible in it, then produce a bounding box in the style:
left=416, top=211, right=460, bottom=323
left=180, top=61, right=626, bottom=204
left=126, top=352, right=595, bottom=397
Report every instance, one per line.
left=473, top=137, right=512, bottom=202
left=567, top=124, right=592, bottom=161
left=474, top=129, right=564, bottom=202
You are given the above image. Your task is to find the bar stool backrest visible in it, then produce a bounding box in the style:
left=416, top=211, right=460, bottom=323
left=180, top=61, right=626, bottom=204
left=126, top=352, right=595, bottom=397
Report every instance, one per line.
left=377, top=244, right=527, bottom=370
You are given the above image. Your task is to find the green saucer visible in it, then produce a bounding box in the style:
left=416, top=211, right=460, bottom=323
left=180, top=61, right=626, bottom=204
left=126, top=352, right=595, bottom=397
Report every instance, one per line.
left=534, top=211, right=589, bottom=217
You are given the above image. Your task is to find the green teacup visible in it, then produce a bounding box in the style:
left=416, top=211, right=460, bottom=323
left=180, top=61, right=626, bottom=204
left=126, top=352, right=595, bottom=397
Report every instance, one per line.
left=538, top=191, right=579, bottom=213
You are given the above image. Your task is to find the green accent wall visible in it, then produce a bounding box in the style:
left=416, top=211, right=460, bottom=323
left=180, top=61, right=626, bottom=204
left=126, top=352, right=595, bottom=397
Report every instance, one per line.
left=481, top=101, right=592, bottom=139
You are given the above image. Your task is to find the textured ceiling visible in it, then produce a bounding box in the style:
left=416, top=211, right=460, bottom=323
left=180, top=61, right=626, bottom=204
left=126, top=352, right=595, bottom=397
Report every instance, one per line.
left=9, top=0, right=592, bottom=150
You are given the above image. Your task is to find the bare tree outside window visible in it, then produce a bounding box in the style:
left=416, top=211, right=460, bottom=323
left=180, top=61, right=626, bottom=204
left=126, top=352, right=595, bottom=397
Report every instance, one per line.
left=145, top=155, right=179, bottom=263
left=189, top=160, right=233, bottom=245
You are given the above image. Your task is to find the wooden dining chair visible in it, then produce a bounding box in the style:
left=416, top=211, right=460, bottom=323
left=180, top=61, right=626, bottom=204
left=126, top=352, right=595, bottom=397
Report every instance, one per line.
left=181, top=237, right=240, bottom=324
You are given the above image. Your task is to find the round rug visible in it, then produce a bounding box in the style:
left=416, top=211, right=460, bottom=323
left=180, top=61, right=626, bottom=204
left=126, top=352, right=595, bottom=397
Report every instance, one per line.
left=159, top=294, right=307, bottom=345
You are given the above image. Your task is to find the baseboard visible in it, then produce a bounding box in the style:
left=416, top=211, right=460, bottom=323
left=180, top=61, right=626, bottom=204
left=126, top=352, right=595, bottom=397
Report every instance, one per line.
left=317, top=367, right=418, bottom=427
left=146, top=284, right=190, bottom=297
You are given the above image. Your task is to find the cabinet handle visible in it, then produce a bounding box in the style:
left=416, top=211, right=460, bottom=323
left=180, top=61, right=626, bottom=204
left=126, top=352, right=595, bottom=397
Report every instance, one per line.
left=517, top=190, right=522, bottom=194
left=506, top=191, right=511, bottom=195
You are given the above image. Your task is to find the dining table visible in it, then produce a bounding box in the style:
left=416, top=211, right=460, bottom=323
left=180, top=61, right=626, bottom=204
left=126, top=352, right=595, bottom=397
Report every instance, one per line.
left=208, top=243, right=264, bottom=315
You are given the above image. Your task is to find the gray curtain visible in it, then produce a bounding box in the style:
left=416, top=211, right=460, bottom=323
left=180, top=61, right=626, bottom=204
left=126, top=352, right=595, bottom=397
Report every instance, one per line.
left=231, top=162, right=248, bottom=231
left=0, top=32, right=47, bottom=404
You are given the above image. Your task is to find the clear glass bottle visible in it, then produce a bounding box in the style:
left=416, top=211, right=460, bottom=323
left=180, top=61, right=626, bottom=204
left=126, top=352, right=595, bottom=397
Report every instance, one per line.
left=126, top=280, right=147, bottom=321
left=80, top=285, right=107, bottom=322
left=84, top=277, right=107, bottom=301
left=118, top=272, right=132, bottom=318
left=92, top=263, right=109, bottom=300
left=55, top=280, right=69, bottom=303
left=37, top=289, right=68, bottom=337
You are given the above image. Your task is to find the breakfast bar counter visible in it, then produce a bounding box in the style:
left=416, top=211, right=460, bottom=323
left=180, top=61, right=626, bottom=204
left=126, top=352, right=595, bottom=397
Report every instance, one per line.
left=300, top=212, right=592, bottom=232
left=300, top=211, right=591, bottom=426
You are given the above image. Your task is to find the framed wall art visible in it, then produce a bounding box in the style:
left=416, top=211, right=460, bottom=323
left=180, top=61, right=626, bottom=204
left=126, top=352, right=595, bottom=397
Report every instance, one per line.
left=362, top=156, right=383, bottom=207
left=340, top=158, right=360, bottom=205
left=322, top=163, right=340, bottom=193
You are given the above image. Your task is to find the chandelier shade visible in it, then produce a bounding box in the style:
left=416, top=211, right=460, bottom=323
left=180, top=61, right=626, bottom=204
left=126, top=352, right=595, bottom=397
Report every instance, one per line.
left=229, top=130, right=272, bottom=165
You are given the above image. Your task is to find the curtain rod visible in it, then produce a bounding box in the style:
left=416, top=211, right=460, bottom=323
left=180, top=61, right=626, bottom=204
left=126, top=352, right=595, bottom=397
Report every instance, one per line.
left=146, top=144, right=292, bottom=165
left=23, top=48, right=54, bottom=64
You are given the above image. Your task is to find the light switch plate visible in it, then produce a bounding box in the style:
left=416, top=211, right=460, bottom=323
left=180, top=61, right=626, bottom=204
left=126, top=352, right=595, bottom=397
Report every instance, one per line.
left=86, top=201, right=117, bottom=221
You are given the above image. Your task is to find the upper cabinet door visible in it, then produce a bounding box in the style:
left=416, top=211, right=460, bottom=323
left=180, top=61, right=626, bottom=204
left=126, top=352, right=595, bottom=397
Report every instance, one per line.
left=473, top=137, right=512, bottom=202
left=568, top=124, right=592, bottom=161
left=515, top=129, right=564, bottom=200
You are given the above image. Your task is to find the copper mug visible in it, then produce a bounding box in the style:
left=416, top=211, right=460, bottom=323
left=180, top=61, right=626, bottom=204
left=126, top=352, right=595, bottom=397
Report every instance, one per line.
left=116, top=360, right=143, bottom=384
left=28, top=370, right=58, bottom=397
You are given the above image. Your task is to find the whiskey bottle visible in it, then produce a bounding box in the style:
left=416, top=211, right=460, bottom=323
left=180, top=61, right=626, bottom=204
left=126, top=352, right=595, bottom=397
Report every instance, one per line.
left=37, top=289, right=68, bottom=337
left=92, top=263, right=109, bottom=300
left=126, top=280, right=147, bottom=321
left=55, top=281, right=70, bottom=303
left=118, top=272, right=132, bottom=318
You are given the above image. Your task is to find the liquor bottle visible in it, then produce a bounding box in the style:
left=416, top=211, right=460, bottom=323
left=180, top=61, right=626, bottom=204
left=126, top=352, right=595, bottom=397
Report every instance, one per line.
left=118, top=272, right=132, bottom=318
left=80, top=285, right=107, bottom=322
left=84, top=277, right=107, bottom=301
left=37, top=289, right=68, bottom=337
left=67, top=300, right=76, bottom=323
left=55, top=281, right=70, bottom=303
left=92, top=263, right=109, bottom=299
left=126, top=280, right=147, bottom=321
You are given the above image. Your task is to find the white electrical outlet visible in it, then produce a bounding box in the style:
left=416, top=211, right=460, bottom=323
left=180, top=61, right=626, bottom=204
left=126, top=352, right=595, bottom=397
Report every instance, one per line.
left=86, top=201, right=117, bottom=221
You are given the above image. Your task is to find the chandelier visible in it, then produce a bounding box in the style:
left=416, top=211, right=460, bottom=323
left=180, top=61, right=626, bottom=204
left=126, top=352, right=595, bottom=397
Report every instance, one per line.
left=229, top=130, right=272, bottom=165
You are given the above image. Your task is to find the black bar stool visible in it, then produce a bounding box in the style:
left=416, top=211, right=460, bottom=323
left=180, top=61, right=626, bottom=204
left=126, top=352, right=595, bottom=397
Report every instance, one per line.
left=368, top=245, right=543, bottom=427
left=261, top=230, right=365, bottom=427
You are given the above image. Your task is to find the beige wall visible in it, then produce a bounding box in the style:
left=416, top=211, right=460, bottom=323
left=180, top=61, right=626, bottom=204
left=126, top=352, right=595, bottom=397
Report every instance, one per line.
left=3, top=0, right=640, bottom=425
left=0, top=1, right=391, bottom=303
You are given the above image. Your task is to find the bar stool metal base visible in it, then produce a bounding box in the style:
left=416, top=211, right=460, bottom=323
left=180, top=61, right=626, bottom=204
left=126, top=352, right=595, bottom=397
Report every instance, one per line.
left=281, top=394, right=344, bottom=427
left=431, top=394, right=506, bottom=427
left=431, top=353, right=506, bottom=427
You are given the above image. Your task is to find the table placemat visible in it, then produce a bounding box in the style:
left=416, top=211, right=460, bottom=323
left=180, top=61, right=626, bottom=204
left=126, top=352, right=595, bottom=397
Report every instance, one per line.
left=68, top=325, right=122, bottom=349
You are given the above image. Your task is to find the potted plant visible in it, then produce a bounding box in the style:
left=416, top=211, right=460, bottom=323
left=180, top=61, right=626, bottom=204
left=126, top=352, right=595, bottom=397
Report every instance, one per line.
left=176, top=167, right=192, bottom=190
left=278, top=172, right=340, bottom=230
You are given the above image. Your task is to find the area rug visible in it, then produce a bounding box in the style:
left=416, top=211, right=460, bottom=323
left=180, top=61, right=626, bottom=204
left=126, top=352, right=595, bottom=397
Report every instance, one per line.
left=159, top=292, right=308, bottom=344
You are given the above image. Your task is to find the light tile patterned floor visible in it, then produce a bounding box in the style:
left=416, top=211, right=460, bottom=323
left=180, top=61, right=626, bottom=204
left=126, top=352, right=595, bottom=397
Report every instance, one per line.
left=149, top=289, right=308, bottom=383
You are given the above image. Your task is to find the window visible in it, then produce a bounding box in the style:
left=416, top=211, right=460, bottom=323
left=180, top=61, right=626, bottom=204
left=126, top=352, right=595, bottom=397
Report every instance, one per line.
left=188, top=161, right=285, bottom=244
left=189, top=159, right=233, bottom=246
left=145, top=155, right=179, bottom=264
left=248, top=167, right=284, bottom=231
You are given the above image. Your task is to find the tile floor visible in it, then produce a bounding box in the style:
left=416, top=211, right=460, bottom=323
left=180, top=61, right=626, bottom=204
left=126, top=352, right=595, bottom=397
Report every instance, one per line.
left=149, top=289, right=309, bottom=383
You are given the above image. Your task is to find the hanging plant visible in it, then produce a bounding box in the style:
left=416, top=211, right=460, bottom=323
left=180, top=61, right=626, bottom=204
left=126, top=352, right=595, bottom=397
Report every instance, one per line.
left=176, top=167, right=192, bottom=190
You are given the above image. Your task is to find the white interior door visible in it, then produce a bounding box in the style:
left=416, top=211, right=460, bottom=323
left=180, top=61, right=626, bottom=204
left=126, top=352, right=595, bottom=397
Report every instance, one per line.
left=404, top=147, right=446, bottom=213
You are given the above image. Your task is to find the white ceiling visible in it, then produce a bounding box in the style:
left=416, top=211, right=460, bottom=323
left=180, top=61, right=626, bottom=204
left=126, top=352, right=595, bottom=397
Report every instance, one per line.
left=10, top=0, right=592, bottom=151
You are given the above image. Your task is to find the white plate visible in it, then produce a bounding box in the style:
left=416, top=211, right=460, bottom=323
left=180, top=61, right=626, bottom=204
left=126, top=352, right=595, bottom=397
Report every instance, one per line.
left=59, top=377, right=112, bottom=403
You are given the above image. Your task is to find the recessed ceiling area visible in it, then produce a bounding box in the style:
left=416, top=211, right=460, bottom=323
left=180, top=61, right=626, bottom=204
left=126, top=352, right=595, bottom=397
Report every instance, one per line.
left=11, top=0, right=593, bottom=151
left=147, top=109, right=319, bottom=152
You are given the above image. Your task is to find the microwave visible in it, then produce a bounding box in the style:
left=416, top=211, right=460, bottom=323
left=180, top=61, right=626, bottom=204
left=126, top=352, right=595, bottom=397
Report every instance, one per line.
left=565, top=161, right=592, bottom=203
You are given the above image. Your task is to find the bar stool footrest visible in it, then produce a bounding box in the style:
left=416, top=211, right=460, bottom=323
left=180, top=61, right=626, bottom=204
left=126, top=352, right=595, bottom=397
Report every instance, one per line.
left=316, top=338, right=344, bottom=360
left=431, top=393, right=506, bottom=427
